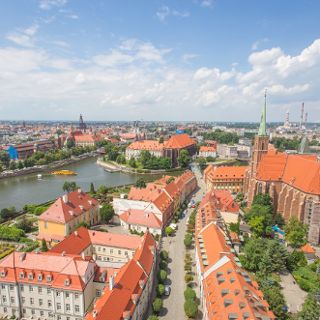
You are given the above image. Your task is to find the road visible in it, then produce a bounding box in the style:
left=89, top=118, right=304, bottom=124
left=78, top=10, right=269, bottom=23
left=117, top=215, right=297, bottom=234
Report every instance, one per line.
left=160, top=164, right=205, bottom=319
left=280, top=273, right=307, bottom=313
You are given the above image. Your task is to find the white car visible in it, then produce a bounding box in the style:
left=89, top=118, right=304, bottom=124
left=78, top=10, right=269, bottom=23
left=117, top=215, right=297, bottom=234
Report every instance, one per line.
left=164, top=285, right=171, bottom=296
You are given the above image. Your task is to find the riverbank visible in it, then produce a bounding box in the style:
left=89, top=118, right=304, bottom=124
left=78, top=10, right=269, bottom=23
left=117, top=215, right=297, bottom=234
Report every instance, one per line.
left=0, top=152, right=97, bottom=180
left=97, top=158, right=184, bottom=175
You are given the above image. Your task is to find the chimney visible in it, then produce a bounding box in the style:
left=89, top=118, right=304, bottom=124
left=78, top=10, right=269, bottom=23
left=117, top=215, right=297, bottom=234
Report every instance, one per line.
left=79, top=205, right=84, bottom=211
left=123, top=311, right=130, bottom=320
left=62, top=194, right=68, bottom=203
left=93, top=310, right=98, bottom=318
left=81, top=252, right=85, bottom=260
left=74, top=231, right=78, bottom=236
left=109, top=275, right=114, bottom=291
left=20, top=253, right=26, bottom=261
left=78, top=188, right=82, bottom=193
left=61, top=251, right=66, bottom=257
left=131, top=294, right=139, bottom=305
left=92, top=253, right=97, bottom=261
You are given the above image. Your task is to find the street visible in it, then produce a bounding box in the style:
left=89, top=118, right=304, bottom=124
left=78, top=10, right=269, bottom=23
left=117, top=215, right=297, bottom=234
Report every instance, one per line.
left=160, top=164, right=205, bottom=319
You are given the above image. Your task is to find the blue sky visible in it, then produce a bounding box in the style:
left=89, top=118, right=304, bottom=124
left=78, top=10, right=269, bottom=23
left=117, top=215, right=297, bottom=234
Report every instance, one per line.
left=0, top=0, right=319, bottom=121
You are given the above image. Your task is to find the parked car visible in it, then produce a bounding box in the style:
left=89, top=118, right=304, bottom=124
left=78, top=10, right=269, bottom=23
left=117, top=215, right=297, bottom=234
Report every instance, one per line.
left=164, top=285, right=171, bottom=296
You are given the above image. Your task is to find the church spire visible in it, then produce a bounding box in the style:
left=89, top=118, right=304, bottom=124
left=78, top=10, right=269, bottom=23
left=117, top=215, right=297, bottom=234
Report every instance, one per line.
left=258, top=89, right=267, bottom=136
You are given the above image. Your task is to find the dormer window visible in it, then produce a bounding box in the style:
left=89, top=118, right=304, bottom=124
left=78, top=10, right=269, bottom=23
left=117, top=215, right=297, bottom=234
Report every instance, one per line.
left=38, top=274, right=43, bottom=281
left=28, top=273, right=34, bottom=280
left=19, top=272, right=24, bottom=279
left=64, top=279, right=70, bottom=286
left=0, top=271, right=6, bottom=278
left=46, top=275, right=52, bottom=282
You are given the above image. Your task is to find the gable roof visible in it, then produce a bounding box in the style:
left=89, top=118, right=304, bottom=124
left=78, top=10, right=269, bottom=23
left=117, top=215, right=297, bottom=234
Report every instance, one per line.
left=164, top=134, right=196, bottom=149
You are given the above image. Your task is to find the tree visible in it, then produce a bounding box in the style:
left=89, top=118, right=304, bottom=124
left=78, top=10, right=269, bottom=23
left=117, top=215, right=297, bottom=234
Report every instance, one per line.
left=184, top=233, right=193, bottom=248
left=116, top=154, right=126, bottom=164
left=100, top=203, right=114, bottom=223
left=178, top=150, right=191, bottom=168
left=158, top=269, right=167, bottom=284
left=166, top=176, right=175, bottom=184
left=160, top=250, right=169, bottom=261
left=184, top=287, right=196, bottom=300
left=17, top=161, right=24, bottom=169
left=9, top=161, right=17, bottom=170
left=0, top=150, right=10, bottom=168
left=90, top=182, right=95, bottom=194
left=298, top=291, right=320, bottom=320
left=135, top=178, right=146, bottom=189
left=0, top=207, right=17, bottom=221
left=159, top=136, right=164, bottom=143
left=129, top=157, right=137, bottom=168
left=157, top=284, right=165, bottom=297
left=184, top=299, right=198, bottom=318
left=165, top=226, right=174, bottom=236
left=285, top=218, right=308, bottom=248
left=287, top=250, right=307, bottom=272
left=62, top=181, right=78, bottom=193
left=248, top=215, right=266, bottom=238
left=16, top=217, right=33, bottom=233
left=148, top=316, right=159, bottom=320
left=229, top=222, right=240, bottom=234
left=41, top=239, right=48, bottom=252
left=152, top=298, right=163, bottom=314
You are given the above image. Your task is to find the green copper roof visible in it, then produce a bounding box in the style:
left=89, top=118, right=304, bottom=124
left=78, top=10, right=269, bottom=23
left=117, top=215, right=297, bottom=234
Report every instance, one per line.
left=258, top=92, right=267, bottom=136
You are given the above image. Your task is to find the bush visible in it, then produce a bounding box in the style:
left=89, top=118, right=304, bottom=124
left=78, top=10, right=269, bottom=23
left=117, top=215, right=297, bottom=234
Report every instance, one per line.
left=0, top=225, right=25, bottom=241
left=160, top=250, right=169, bottom=261
left=159, top=260, right=168, bottom=270
left=158, top=269, right=167, bottom=284
left=184, top=287, right=196, bottom=301
left=184, top=299, right=198, bottom=318
left=157, top=284, right=165, bottom=297
left=184, top=274, right=194, bottom=283
left=184, top=233, right=193, bottom=248
left=165, top=226, right=174, bottom=236
left=147, top=316, right=159, bottom=320
left=152, top=298, right=163, bottom=314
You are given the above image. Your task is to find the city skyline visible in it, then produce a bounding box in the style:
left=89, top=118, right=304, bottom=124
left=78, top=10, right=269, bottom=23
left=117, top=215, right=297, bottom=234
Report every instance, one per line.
left=0, top=0, right=320, bottom=121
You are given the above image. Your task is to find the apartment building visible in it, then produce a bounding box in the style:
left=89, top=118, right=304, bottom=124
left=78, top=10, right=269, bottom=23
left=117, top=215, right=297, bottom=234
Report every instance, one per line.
left=125, top=140, right=164, bottom=160
left=204, top=165, right=248, bottom=193
left=37, top=190, right=100, bottom=245
left=74, top=134, right=102, bottom=147
left=198, top=146, right=217, bottom=158
left=194, top=193, right=274, bottom=320
left=0, top=229, right=156, bottom=320
left=217, top=144, right=238, bottom=159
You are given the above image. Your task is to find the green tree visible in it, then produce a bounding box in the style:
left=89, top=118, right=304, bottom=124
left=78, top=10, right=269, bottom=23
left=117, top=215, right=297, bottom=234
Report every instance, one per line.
left=166, top=176, right=175, bottom=184
left=157, top=284, right=165, bottom=297
left=248, top=215, right=266, bottom=238
left=41, top=239, right=48, bottom=252
left=184, top=287, right=196, bottom=300
left=298, top=291, right=320, bottom=320
left=165, top=226, right=174, bottom=236
left=261, top=283, right=287, bottom=319
left=128, top=157, right=136, bottom=168
left=160, top=250, right=169, bottom=261
left=284, top=218, right=308, bottom=248
left=0, top=150, right=10, bottom=168
left=9, top=161, right=17, bottom=170
left=90, top=182, right=95, bottom=194
left=17, top=161, right=24, bottom=169
left=178, top=150, right=191, bottom=168
left=0, top=207, right=17, bottom=221
left=135, top=178, right=146, bottom=189
left=16, top=217, right=33, bottom=233
left=158, top=269, right=167, bottom=284
left=100, top=203, right=114, bottom=223
left=148, top=316, right=159, bottom=320
left=62, top=181, right=78, bottom=193
left=184, top=233, right=193, bottom=248
left=287, top=250, right=307, bottom=272
left=184, top=300, right=198, bottom=318
left=152, top=298, right=163, bottom=314
left=229, top=222, right=240, bottom=234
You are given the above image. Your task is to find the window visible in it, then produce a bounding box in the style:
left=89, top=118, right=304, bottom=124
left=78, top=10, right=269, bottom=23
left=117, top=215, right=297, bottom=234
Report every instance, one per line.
left=9, top=284, right=14, bottom=291
left=2, top=295, right=7, bottom=303
left=38, top=287, right=42, bottom=293
left=66, top=292, right=69, bottom=298
left=125, top=251, right=128, bottom=256
left=75, top=294, right=79, bottom=299
left=1, top=284, right=5, bottom=289
left=103, top=248, right=106, bottom=252
left=40, top=311, right=44, bottom=316
left=47, top=275, right=52, bottom=282
left=22, top=297, right=25, bottom=303
left=28, top=273, right=34, bottom=280
left=47, top=288, right=51, bottom=294
left=57, top=303, right=61, bottom=310
left=96, top=290, right=101, bottom=297
left=118, top=250, right=121, bottom=254
left=66, top=304, right=70, bottom=311
left=38, top=274, right=43, bottom=281
left=75, top=305, right=80, bottom=313
left=56, top=291, right=61, bottom=297
left=3, top=307, right=7, bottom=313
left=10, top=297, right=14, bottom=304
left=30, top=298, right=34, bottom=305
left=57, top=316, right=61, bottom=320
left=22, top=308, right=26, bottom=314
left=29, top=286, right=33, bottom=292
left=20, top=285, right=24, bottom=291
left=97, top=247, right=101, bottom=252
left=110, top=249, right=113, bottom=254
left=31, top=309, right=35, bottom=315
left=48, top=300, right=52, bottom=307
left=39, top=299, right=43, bottom=306
left=44, top=221, right=48, bottom=229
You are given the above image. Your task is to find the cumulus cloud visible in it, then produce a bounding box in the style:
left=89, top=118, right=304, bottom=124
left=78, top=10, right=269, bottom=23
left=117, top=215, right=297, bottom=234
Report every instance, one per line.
left=156, top=6, right=190, bottom=22
left=39, top=0, right=67, bottom=10
left=6, top=24, right=39, bottom=47
left=0, top=38, right=319, bottom=121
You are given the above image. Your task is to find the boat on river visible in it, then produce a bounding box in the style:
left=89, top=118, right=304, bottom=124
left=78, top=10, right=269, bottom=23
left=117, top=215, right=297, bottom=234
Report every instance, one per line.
left=51, top=169, right=77, bottom=176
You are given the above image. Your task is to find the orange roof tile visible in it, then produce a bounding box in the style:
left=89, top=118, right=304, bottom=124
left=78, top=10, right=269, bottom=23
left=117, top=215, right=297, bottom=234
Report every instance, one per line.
left=164, top=133, right=196, bottom=149
left=119, top=209, right=162, bottom=229
left=127, top=140, right=164, bottom=151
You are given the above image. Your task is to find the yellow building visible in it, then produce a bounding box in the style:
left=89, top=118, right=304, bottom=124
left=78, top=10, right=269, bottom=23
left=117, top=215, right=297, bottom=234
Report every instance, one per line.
left=37, top=189, right=100, bottom=245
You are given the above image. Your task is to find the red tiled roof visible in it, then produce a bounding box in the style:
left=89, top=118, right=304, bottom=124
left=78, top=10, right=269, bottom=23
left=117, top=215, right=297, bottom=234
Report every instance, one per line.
left=119, top=209, right=162, bottom=229
left=164, top=134, right=196, bottom=149
left=301, top=243, right=315, bottom=254
left=38, top=190, right=99, bottom=224
left=199, top=146, right=216, bottom=152
left=127, top=140, right=164, bottom=151
left=74, top=134, right=102, bottom=142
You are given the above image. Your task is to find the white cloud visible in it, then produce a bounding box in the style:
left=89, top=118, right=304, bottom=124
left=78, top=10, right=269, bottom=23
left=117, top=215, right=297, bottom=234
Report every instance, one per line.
left=199, top=0, right=214, bottom=8
left=0, top=38, right=320, bottom=121
left=39, top=0, right=67, bottom=10
left=251, top=37, right=269, bottom=51
left=156, top=6, right=190, bottom=22
left=182, top=53, right=198, bottom=63
left=6, top=24, right=39, bottom=47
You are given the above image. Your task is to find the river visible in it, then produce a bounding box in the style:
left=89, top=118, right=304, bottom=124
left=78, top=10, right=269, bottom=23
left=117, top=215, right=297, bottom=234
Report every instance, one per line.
left=0, top=157, right=141, bottom=210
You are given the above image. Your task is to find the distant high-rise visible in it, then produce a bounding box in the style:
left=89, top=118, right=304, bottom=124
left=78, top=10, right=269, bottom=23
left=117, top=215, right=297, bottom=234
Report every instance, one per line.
left=300, top=102, right=304, bottom=129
